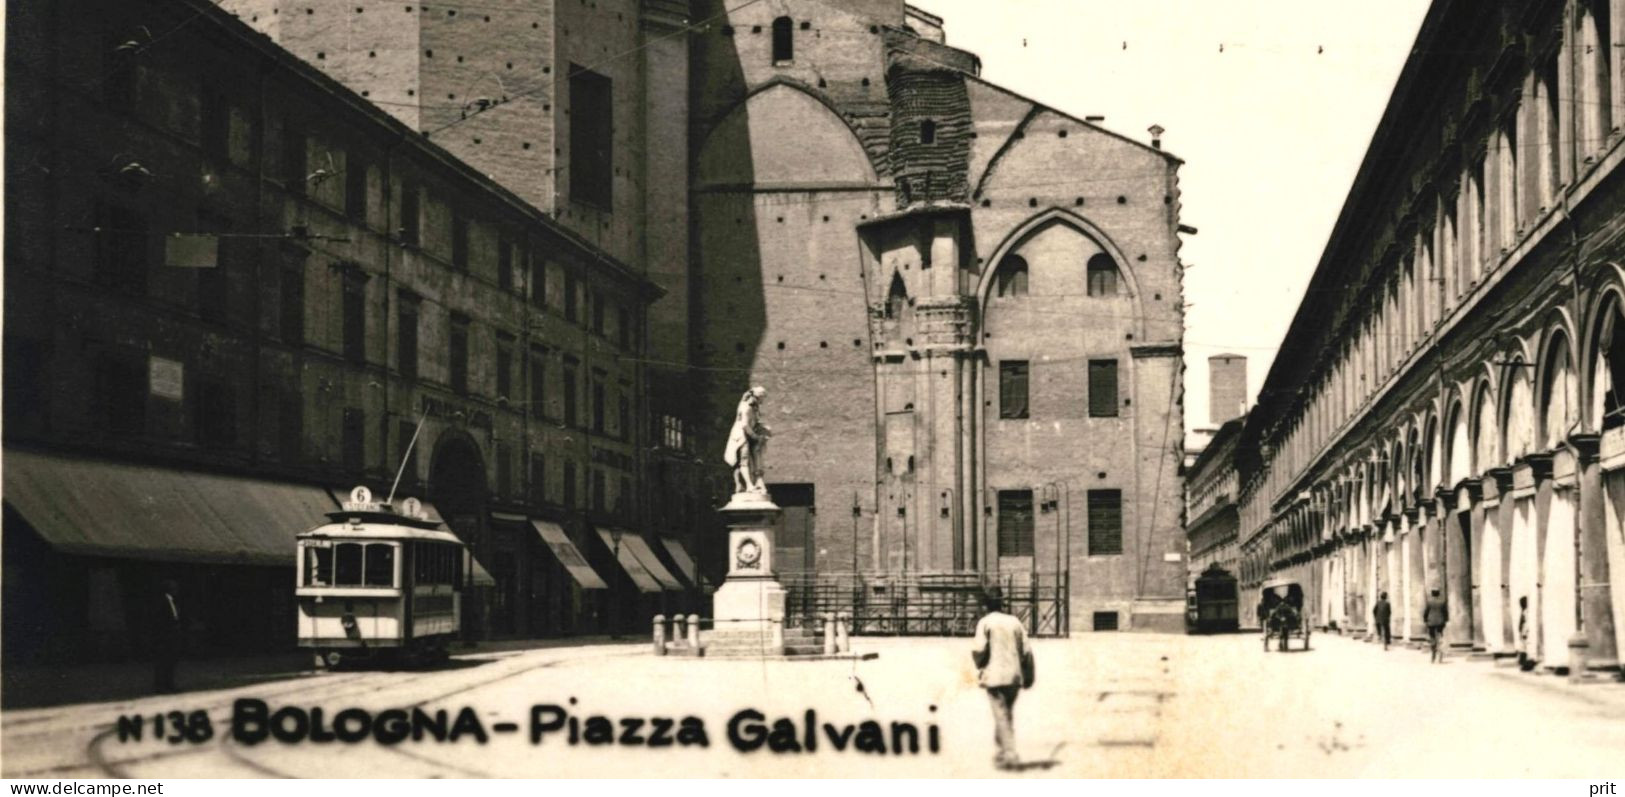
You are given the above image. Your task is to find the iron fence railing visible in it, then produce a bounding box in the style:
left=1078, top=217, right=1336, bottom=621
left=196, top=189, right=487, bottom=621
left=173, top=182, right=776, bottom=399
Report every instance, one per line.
left=778, top=571, right=1069, bottom=637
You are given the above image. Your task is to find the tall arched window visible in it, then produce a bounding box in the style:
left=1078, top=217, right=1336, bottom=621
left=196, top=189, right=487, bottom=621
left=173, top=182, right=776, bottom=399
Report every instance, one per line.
left=995, top=255, right=1028, bottom=297
left=1086, top=253, right=1121, bottom=296
left=1542, top=335, right=1578, bottom=449
left=772, top=16, right=793, bottom=63
left=1593, top=297, right=1625, bottom=431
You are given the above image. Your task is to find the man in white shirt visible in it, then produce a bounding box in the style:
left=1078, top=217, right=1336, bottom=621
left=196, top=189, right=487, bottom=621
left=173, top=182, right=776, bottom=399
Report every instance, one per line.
left=972, top=587, right=1031, bottom=770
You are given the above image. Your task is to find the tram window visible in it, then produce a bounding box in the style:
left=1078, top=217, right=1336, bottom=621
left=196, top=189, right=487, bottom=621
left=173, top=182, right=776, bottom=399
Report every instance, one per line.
left=364, top=543, right=396, bottom=587
left=335, top=543, right=364, bottom=586
left=305, top=544, right=333, bottom=587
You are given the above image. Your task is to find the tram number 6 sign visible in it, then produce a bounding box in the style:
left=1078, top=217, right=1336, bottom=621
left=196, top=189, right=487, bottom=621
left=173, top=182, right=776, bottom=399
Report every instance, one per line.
left=116, top=710, right=215, bottom=744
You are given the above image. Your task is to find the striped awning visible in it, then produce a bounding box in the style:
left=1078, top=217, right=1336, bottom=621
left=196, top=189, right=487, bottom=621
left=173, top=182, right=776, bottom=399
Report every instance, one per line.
left=4, top=448, right=337, bottom=566
left=618, top=532, right=684, bottom=591
left=531, top=520, right=608, bottom=589
left=659, top=537, right=698, bottom=585
left=594, top=528, right=662, bottom=593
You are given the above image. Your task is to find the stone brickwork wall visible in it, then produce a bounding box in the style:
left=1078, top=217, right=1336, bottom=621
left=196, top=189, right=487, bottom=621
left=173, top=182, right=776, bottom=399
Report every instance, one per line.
left=689, top=0, right=1187, bottom=628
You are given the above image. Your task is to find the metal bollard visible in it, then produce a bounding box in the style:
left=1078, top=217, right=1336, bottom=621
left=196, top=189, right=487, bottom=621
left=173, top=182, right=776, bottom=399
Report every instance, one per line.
left=673, top=614, right=688, bottom=646
left=652, top=614, right=667, bottom=656
left=823, top=612, right=837, bottom=654
left=836, top=611, right=851, bottom=653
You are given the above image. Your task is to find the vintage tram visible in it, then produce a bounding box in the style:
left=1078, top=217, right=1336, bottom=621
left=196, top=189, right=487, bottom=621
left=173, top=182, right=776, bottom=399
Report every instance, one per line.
left=1188, top=564, right=1240, bottom=634
left=297, top=486, right=466, bottom=668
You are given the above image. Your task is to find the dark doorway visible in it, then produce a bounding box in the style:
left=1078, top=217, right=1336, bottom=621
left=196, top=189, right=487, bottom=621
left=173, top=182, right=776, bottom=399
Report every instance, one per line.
left=1452, top=511, right=1474, bottom=647
left=491, top=551, right=518, bottom=636
left=430, top=432, right=489, bottom=641
left=769, top=483, right=815, bottom=575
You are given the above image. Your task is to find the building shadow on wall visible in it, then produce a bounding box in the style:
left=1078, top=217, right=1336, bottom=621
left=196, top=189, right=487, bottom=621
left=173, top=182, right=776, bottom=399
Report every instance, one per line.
left=689, top=8, right=766, bottom=590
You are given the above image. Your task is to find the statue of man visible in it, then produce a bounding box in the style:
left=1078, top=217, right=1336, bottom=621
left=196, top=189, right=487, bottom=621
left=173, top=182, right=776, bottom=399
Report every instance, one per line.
left=724, top=386, right=772, bottom=494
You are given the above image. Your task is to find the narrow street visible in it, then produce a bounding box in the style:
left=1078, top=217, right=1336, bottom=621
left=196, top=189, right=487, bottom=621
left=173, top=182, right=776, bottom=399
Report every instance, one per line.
left=4, top=633, right=1620, bottom=778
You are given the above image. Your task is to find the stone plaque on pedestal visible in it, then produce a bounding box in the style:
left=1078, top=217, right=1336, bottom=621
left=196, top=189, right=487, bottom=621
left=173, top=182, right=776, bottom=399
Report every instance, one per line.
left=708, top=492, right=788, bottom=653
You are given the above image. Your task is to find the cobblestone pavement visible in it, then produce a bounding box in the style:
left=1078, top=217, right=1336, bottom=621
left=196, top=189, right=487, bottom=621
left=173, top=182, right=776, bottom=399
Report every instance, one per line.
left=4, top=632, right=1622, bottom=778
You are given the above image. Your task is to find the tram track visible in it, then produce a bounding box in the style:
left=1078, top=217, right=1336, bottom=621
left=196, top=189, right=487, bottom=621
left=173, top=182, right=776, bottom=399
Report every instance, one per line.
left=76, top=646, right=639, bottom=778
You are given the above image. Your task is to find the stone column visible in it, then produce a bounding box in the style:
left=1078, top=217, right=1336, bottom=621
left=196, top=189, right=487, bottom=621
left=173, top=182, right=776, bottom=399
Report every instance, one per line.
left=1449, top=487, right=1475, bottom=650
left=1484, top=467, right=1517, bottom=652
left=1405, top=512, right=1425, bottom=642
left=1572, top=433, right=1618, bottom=671
left=1544, top=449, right=1581, bottom=672
left=1512, top=455, right=1552, bottom=662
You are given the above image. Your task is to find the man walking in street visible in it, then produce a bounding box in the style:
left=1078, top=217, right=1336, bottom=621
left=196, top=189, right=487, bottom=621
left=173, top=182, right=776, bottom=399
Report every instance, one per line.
left=1373, top=591, right=1393, bottom=650
left=972, top=587, right=1031, bottom=771
left=1517, top=596, right=1535, bottom=671
left=154, top=579, right=183, bottom=694
left=1424, top=588, right=1449, bottom=663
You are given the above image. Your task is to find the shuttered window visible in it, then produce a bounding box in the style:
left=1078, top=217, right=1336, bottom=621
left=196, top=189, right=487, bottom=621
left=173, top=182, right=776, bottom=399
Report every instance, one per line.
left=529, top=345, right=548, bottom=419
left=1088, top=359, right=1118, bottom=417
left=997, top=489, right=1034, bottom=557
left=529, top=453, right=546, bottom=505
left=342, top=268, right=366, bottom=364
left=342, top=407, right=365, bottom=472
left=999, top=360, right=1029, bottom=419
left=1088, top=489, right=1122, bottom=555
left=496, top=332, right=514, bottom=400
left=397, top=292, right=419, bottom=380
left=448, top=314, right=469, bottom=395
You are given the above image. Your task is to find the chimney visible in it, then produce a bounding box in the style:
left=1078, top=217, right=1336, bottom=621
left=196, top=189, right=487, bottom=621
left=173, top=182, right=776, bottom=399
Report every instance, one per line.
left=1209, top=354, right=1247, bottom=424
left=1148, top=124, right=1165, bottom=149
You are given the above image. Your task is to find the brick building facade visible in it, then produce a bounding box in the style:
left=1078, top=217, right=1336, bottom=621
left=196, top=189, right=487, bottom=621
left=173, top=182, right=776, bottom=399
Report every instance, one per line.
left=686, top=0, right=1189, bottom=630
left=1231, top=0, right=1625, bottom=677
left=5, top=0, right=1191, bottom=653
left=2, top=0, right=691, bottom=663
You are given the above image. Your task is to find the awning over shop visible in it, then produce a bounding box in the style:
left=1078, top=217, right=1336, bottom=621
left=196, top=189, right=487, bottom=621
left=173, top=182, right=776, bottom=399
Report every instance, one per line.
left=3, top=448, right=337, bottom=567
left=464, top=548, right=496, bottom=586
left=614, top=529, right=685, bottom=591
left=531, top=520, right=608, bottom=589
left=594, top=528, right=662, bottom=593
left=659, top=537, right=698, bottom=585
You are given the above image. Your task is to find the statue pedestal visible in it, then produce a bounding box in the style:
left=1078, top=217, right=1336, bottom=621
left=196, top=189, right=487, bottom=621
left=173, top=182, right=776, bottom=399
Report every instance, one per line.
left=708, top=493, right=789, bottom=655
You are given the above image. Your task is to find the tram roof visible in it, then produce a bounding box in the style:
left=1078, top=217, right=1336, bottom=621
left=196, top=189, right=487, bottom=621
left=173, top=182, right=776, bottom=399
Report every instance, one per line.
left=299, top=515, right=463, bottom=544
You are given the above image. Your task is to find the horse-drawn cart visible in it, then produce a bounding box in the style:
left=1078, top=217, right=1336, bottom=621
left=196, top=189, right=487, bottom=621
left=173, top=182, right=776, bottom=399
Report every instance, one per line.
left=1258, top=578, right=1310, bottom=652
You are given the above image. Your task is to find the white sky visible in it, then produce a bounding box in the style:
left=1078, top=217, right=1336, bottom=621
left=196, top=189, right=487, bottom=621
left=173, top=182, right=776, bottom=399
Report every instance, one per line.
left=911, top=0, right=1432, bottom=439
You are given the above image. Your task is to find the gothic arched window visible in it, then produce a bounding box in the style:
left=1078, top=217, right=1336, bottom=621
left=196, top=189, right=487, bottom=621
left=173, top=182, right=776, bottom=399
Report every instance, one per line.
left=1087, top=253, right=1121, bottom=297
left=995, top=255, right=1028, bottom=297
